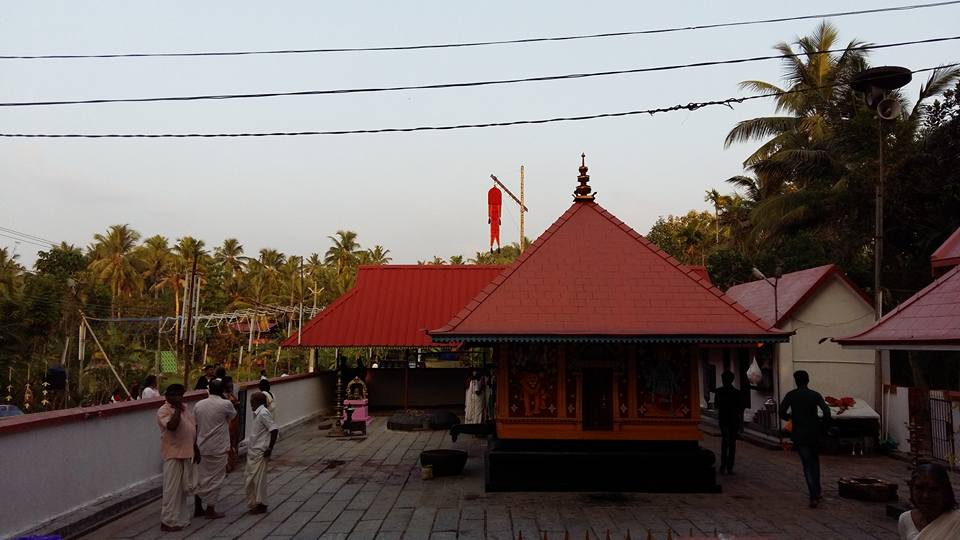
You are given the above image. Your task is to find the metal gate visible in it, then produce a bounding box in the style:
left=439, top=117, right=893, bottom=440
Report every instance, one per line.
left=929, top=391, right=955, bottom=466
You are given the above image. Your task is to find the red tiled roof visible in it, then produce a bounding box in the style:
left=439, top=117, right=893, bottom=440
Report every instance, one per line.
left=684, top=265, right=713, bottom=286
left=430, top=202, right=786, bottom=342
left=282, top=265, right=506, bottom=348
left=725, top=264, right=871, bottom=328
left=932, top=226, right=960, bottom=275
left=835, top=264, right=960, bottom=348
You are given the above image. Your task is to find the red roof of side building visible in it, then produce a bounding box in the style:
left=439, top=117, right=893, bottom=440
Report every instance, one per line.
left=931, top=226, right=960, bottom=275
left=430, top=201, right=788, bottom=343
left=835, top=264, right=960, bottom=349
left=725, top=264, right=871, bottom=328
left=282, top=265, right=506, bottom=348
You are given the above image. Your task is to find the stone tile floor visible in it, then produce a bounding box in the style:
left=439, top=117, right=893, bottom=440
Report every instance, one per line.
left=86, top=418, right=944, bottom=539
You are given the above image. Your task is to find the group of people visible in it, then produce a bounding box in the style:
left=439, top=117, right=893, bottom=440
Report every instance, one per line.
left=716, top=369, right=960, bottom=538
left=156, top=369, right=279, bottom=532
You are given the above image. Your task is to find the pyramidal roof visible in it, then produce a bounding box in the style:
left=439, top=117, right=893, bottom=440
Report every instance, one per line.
left=431, top=180, right=788, bottom=344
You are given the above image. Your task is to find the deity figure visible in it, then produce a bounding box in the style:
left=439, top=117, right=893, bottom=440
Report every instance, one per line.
left=520, top=372, right=546, bottom=416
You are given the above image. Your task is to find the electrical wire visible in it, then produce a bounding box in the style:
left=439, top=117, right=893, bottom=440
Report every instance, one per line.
left=2, top=1, right=958, bottom=60
left=0, top=226, right=58, bottom=246
left=0, top=232, right=52, bottom=248
left=2, top=36, right=958, bottom=108
left=3, top=64, right=955, bottom=139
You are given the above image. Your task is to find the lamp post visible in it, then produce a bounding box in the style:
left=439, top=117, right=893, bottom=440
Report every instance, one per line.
left=851, top=66, right=911, bottom=416
left=850, top=66, right=912, bottom=321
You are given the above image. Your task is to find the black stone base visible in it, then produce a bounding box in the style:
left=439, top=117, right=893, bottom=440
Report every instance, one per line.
left=485, top=439, right=720, bottom=493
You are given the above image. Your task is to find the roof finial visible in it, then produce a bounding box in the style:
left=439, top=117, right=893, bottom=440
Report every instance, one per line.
left=574, top=152, right=595, bottom=202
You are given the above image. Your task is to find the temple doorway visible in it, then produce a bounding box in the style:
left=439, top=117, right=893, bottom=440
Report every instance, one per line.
left=582, top=368, right=613, bottom=430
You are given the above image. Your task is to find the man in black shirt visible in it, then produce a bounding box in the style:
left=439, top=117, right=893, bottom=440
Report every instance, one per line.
left=779, top=370, right=831, bottom=508
left=713, top=371, right=744, bottom=475
left=194, top=365, right=215, bottom=391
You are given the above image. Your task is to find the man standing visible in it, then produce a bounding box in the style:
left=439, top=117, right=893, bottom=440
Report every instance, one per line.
left=245, top=392, right=279, bottom=514
left=156, top=384, right=199, bottom=532
left=779, top=370, right=831, bottom=508
left=194, top=365, right=215, bottom=391
left=713, top=371, right=744, bottom=475
left=193, top=379, right=236, bottom=519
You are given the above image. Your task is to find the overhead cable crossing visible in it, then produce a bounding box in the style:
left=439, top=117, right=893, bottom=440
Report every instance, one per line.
left=1, top=64, right=955, bottom=139
left=2, top=36, right=958, bottom=108
left=2, top=1, right=958, bottom=59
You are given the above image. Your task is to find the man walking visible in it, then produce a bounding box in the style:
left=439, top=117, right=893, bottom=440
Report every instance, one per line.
left=779, top=370, right=831, bottom=508
left=156, top=384, right=199, bottom=532
left=713, top=371, right=744, bottom=475
left=245, top=392, right=279, bottom=514
left=193, top=379, right=236, bottom=519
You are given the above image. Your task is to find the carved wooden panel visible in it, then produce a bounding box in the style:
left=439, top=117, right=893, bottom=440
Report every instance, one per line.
left=635, top=345, right=692, bottom=418
left=507, top=344, right=559, bottom=418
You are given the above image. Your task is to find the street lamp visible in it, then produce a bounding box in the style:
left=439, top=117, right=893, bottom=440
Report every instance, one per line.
left=752, top=266, right=782, bottom=326
left=852, top=66, right=912, bottom=416
left=851, top=66, right=912, bottom=321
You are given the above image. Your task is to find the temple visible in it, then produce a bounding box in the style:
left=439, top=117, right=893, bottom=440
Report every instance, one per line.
left=431, top=156, right=791, bottom=491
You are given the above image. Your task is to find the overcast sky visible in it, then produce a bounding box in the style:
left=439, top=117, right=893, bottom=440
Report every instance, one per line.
left=2, top=1, right=958, bottom=268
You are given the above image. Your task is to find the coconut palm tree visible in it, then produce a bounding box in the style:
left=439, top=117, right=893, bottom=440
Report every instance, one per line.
left=362, top=245, right=392, bottom=265
left=324, top=230, right=360, bottom=276
left=138, top=235, right=170, bottom=297
left=724, top=22, right=869, bottom=167
left=88, top=224, right=144, bottom=316
left=449, top=255, right=465, bottom=265
left=0, top=247, right=24, bottom=300
left=214, top=238, right=245, bottom=277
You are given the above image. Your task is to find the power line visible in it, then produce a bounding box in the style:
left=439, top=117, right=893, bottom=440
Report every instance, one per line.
left=0, top=226, right=58, bottom=246
left=3, top=36, right=958, bottom=108
left=2, top=1, right=958, bottom=60
left=0, top=231, right=52, bottom=248
left=1, top=64, right=955, bottom=139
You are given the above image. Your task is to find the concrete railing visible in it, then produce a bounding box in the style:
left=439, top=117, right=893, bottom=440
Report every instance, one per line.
left=0, top=371, right=335, bottom=540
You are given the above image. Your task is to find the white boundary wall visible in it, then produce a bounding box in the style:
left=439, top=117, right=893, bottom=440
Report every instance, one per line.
left=0, top=372, right=333, bottom=539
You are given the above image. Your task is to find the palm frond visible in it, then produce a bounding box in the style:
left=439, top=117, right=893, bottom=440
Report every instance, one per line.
left=724, top=117, right=799, bottom=148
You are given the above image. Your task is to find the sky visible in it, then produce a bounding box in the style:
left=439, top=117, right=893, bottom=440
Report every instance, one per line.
left=2, top=1, right=959, bottom=268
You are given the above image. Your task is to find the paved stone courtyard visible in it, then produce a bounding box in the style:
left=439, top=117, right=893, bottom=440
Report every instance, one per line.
left=88, top=418, right=937, bottom=540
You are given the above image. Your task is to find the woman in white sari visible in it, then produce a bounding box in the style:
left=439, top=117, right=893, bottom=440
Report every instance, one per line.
left=899, top=463, right=960, bottom=539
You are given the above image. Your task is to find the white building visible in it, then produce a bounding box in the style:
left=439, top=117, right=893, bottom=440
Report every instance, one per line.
left=702, top=264, right=877, bottom=442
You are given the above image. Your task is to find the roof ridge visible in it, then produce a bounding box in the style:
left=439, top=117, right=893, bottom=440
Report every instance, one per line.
left=583, top=203, right=774, bottom=332
left=840, top=263, right=960, bottom=341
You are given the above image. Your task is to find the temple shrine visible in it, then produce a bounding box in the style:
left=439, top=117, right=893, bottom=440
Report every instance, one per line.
left=431, top=156, right=790, bottom=491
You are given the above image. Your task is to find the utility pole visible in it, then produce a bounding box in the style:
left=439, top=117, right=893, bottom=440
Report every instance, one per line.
left=298, top=257, right=304, bottom=345
left=182, top=256, right=198, bottom=389
left=489, top=173, right=529, bottom=252
left=519, top=166, right=526, bottom=253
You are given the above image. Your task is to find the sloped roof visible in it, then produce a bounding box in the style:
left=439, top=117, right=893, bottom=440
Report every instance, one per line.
left=430, top=201, right=787, bottom=343
left=282, top=265, right=506, bottom=348
left=684, top=265, right=713, bottom=285
left=836, top=264, right=960, bottom=349
left=931, top=226, right=960, bottom=275
left=725, top=264, right=871, bottom=328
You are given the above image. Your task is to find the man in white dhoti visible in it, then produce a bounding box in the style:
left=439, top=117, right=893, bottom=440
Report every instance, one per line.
left=156, top=384, right=199, bottom=532
left=464, top=370, right=485, bottom=424
left=245, top=391, right=279, bottom=514
left=193, top=379, right=236, bottom=519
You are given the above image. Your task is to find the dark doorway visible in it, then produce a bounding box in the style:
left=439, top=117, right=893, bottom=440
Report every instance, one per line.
left=582, top=369, right=613, bottom=430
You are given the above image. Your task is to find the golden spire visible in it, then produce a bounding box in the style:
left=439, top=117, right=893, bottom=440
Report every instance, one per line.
left=573, top=153, right=595, bottom=202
